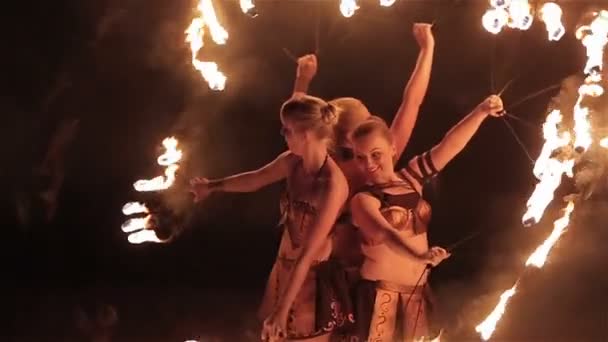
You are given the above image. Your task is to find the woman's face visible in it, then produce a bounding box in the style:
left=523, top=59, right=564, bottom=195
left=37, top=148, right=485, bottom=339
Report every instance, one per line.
left=280, top=119, right=308, bottom=155
left=352, top=132, right=396, bottom=184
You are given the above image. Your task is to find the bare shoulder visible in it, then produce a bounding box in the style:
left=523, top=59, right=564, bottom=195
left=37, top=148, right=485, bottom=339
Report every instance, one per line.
left=278, top=150, right=300, bottom=168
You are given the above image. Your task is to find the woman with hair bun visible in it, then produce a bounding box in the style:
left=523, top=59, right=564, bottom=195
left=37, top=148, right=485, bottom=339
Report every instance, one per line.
left=190, top=95, right=351, bottom=341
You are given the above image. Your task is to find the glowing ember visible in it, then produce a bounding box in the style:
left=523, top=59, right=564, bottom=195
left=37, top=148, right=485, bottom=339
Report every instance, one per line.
left=339, top=0, right=359, bottom=18
left=122, top=202, right=148, bottom=215
left=526, top=201, right=575, bottom=268
left=475, top=283, right=518, bottom=341
left=539, top=2, right=565, bottom=41
left=127, top=229, right=162, bottom=244
left=185, top=0, right=228, bottom=90
left=380, top=0, right=396, bottom=7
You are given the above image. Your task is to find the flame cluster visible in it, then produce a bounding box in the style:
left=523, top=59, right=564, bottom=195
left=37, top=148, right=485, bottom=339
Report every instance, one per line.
left=339, top=0, right=397, bottom=18
left=120, top=137, right=183, bottom=244
left=476, top=10, right=608, bottom=341
left=482, top=1, right=564, bottom=40
left=185, top=0, right=229, bottom=90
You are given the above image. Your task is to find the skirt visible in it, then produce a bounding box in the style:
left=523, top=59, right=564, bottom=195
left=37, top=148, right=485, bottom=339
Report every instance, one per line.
left=258, top=257, right=355, bottom=340
left=351, top=279, right=439, bottom=342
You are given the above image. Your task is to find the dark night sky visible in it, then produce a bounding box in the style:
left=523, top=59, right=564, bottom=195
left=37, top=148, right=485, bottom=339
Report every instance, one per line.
left=5, top=0, right=608, bottom=341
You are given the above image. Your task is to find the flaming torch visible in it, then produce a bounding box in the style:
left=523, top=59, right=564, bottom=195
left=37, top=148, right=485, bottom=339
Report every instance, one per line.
left=121, top=137, right=184, bottom=244
left=185, top=0, right=228, bottom=90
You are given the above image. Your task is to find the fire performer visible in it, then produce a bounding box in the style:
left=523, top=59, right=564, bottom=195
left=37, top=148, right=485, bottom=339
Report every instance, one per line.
left=348, top=95, right=505, bottom=341
left=190, top=95, right=350, bottom=341
left=294, top=21, right=436, bottom=295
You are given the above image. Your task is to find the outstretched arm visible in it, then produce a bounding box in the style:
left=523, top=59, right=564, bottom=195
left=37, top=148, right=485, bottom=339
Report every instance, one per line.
left=409, top=95, right=504, bottom=176
left=391, top=23, right=435, bottom=159
left=190, top=151, right=295, bottom=202
left=292, top=54, right=317, bottom=97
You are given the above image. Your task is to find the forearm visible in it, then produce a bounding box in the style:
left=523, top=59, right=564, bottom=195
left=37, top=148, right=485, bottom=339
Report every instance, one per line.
left=391, top=46, right=434, bottom=156
left=275, top=256, right=312, bottom=316
left=385, top=229, right=426, bottom=264
left=401, top=46, right=434, bottom=107
left=209, top=172, right=267, bottom=193
left=292, top=76, right=311, bottom=97
left=440, top=108, right=488, bottom=154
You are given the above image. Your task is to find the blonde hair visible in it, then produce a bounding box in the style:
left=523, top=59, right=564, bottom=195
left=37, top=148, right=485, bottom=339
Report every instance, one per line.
left=280, top=95, right=339, bottom=144
left=329, top=97, right=371, bottom=147
left=351, top=115, right=393, bottom=144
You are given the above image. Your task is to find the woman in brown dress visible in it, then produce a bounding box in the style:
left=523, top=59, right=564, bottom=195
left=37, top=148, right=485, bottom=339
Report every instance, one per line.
left=191, top=95, right=349, bottom=341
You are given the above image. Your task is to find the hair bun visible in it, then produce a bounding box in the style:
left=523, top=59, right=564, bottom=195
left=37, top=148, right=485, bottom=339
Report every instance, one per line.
left=321, top=103, right=338, bottom=125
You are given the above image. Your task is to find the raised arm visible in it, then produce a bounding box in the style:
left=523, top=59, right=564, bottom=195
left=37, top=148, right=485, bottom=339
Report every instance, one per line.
left=189, top=151, right=295, bottom=202
left=408, top=95, right=504, bottom=176
left=292, top=54, right=317, bottom=98
left=351, top=192, right=429, bottom=263
left=391, top=23, right=435, bottom=159
left=262, top=171, right=348, bottom=340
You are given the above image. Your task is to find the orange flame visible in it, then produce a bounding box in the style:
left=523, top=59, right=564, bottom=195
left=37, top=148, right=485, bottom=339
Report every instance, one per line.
left=475, top=283, right=518, bottom=341
left=133, top=137, right=182, bottom=192
left=478, top=201, right=575, bottom=340
left=522, top=110, right=573, bottom=226
left=121, top=137, right=182, bottom=244
left=526, top=201, right=575, bottom=268
left=185, top=0, right=228, bottom=90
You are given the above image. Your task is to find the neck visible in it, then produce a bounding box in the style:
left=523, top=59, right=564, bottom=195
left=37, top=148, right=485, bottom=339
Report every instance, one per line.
left=301, top=144, right=327, bottom=176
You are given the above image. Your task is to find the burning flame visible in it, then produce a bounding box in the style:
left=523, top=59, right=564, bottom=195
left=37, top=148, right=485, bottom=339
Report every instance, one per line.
left=475, top=283, right=518, bottom=341
left=239, top=0, right=255, bottom=15
left=572, top=11, right=608, bottom=153
left=490, top=0, right=511, bottom=10
left=128, top=229, right=163, bottom=244
left=121, top=137, right=182, bottom=244
left=185, top=0, right=228, bottom=90
left=482, top=8, right=509, bottom=34
left=380, top=0, right=396, bottom=7
left=539, top=2, right=565, bottom=41
left=600, top=137, right=608, bottom=148
left=121, top=215, right=151, bottom=233
left=526, top=201, right=575, bottom=268
left=507, top=0, right=533, bottom=30
left=477, top=201, right=575, bottom=340
left=522, top=110, right=573, bottom=226
left=340, top=0, right=359, bottom=18
left=133, top=137, right=183, bottom=192
left=122, top=201, right=148, bottom=215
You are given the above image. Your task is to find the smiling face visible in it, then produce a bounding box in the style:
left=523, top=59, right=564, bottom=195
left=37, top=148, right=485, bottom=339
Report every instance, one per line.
left=352, top=129, right=396, bottom=185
